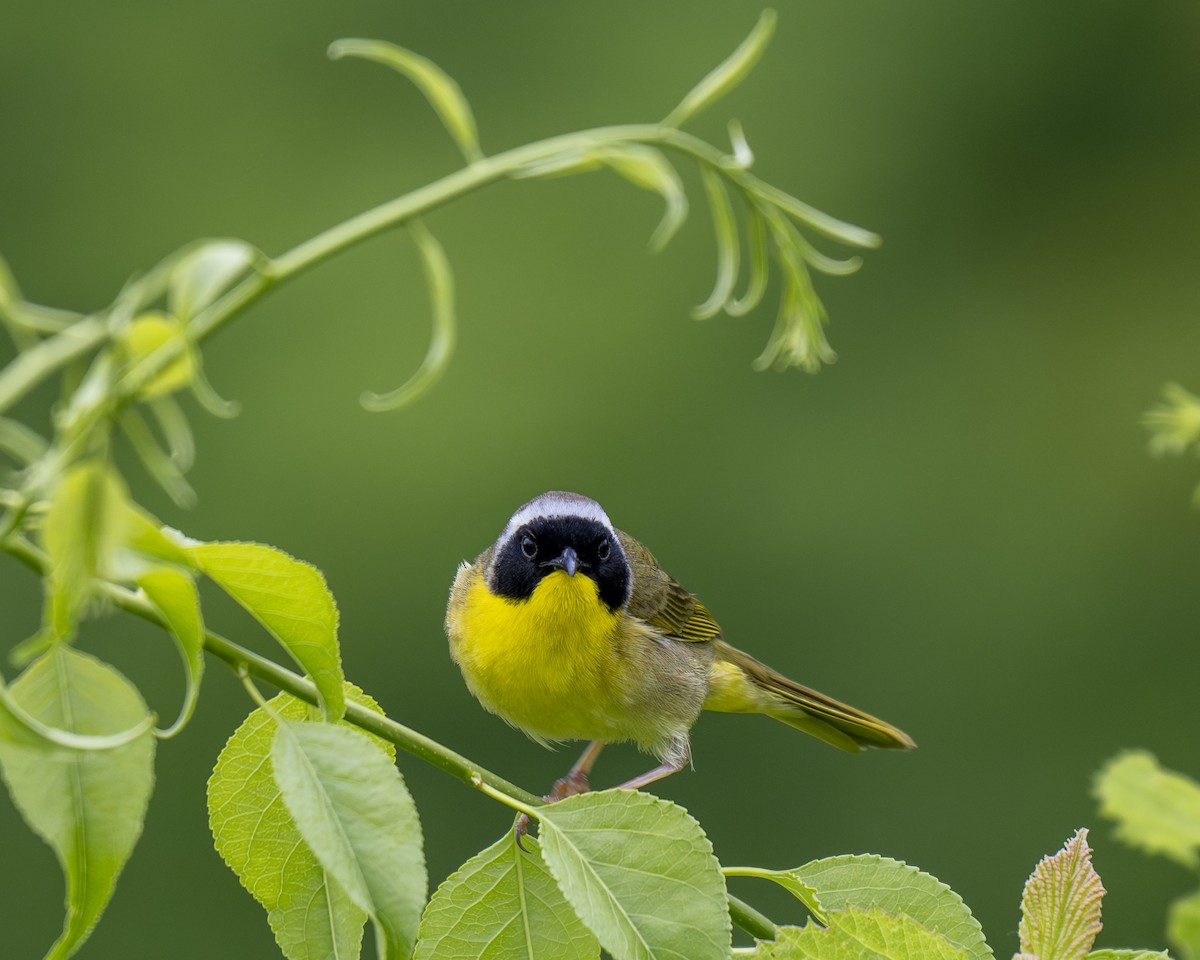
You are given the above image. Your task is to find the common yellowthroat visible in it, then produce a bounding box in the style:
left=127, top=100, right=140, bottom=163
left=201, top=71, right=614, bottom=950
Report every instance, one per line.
left=447, top=491, right=913, bottom=803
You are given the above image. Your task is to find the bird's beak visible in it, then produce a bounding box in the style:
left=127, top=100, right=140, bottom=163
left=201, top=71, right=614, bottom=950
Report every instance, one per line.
left=545, top=546, right=579, bottom=576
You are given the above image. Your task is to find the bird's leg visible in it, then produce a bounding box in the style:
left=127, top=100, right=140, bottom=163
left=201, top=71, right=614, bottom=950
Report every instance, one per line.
left=612, top=739, right=690, bottom=791
left=548, top=739, right=605, bottom=800
left=515, top=740, right=605, bottom=850
left=611, top=759, right=687, bottom=791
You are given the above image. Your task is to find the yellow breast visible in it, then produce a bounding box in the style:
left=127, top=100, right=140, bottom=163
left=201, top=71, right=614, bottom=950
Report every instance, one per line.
left=449, top=568, right=623, bottom=740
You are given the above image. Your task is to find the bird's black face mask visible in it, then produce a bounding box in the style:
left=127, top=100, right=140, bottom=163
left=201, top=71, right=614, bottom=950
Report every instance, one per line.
left=489, top=515, right=630, bottom=611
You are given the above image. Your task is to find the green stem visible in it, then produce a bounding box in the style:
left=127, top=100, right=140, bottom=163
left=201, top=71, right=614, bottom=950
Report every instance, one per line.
left=188, top=123, right=874, bottom=346
left=473, top=776, right=538, bottom=816
left=727, top=892, right=779, bottom=941
left=0, top=117, right=874, bottom=410
left=0, top=534, right=542, bottom=808
left=186, top=124, right=681, bottom=345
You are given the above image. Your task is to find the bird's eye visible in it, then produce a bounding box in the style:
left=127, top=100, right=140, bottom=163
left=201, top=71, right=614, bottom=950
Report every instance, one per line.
left=597, top=538, right=610, bottom=561
left=521, top=535, right=537, bottom=559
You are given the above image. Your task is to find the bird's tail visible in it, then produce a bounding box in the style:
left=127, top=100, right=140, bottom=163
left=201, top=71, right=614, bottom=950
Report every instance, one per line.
left=704, top=641, right=915, bottom=752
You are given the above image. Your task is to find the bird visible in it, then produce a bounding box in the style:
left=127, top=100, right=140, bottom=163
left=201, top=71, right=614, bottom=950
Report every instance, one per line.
left=445, top=491, right=914, bottom=811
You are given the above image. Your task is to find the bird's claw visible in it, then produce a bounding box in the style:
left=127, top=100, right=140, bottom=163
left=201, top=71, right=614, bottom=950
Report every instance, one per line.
left=514, top=812, right=533, bottom=852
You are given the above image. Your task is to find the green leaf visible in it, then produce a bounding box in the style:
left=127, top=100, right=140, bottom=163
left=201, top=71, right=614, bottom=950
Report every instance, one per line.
left=692, top=167, right=740, bottom=320
left=0, top=415, right=48, bottom=464
left=136, top=567, right=204, bottom=738
left=189, top=541, right=346, bottom=721
left=754, top=180, right=882, bottom=249
left=329, top=38, right=483, bottom=163
left=1095, top=751, right=1200, bottom=869
left=118, top=406, right=196, bottom=509
left=1144, top=383, right=1200, bottom=457
left=792, top=231, right=863, bottom=277
left=597, top=145, right=688, bottom=252
left=664, top=9, right=777, bottom=127
left=188, top=352, right=241, bottom=418
left=0, top=681, right=58, bottom=748
left=362, top=219, right=457, bottom=412
left=535, top=789, right=730, bottom=960
left=727, top=203, right=768, bottom=316
left=272, top=718, right=427, bottom=960
left=0, top=671, right=154, bottom=752
left=755, top=908, right=968, bottom=960
left=39, top=460, right=132, bottom=641
left=148, top=395, right=195, bottom=471
left=1169, top=888, right=1200, bottom=960
left=168, top=239, right=255, bottom=321
left=1018, top=829, right=1104, bottom=960
left=1086, top=952, right=1172, bottom=960
left=0, top=647, right=155, bottom=960
left=123, top=503, right=196, bottom=569
left=415, top=833, right=598, bottom=960
left=0, top=650, right=155, bottom=752
left=785, top=854, right=991, bottom=960
left=728, top=119, right=754, bottom=168
left=113, top=241, right=211, bottom=317
left=116, top=312, right=196, bottom=399
left=208, top=689, right=392, bottom=960
left=0, top=251, right=37, bottom=351
left=754, top=221, right=834, bottom=373
left=0, top=250, right=20, bottom=316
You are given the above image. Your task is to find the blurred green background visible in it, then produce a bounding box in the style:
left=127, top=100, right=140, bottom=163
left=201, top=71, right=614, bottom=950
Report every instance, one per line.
left=3, top=0, right=1200, bottom=956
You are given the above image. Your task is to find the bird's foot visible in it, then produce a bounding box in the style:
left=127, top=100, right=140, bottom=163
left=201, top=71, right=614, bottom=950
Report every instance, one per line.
left=547, top=768, right=591, bottom=801
left=514, top=769, right=592, bottom=851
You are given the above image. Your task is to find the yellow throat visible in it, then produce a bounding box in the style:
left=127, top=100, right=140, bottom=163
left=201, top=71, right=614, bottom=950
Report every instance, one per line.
left=456, top=569, right=620, bottom=737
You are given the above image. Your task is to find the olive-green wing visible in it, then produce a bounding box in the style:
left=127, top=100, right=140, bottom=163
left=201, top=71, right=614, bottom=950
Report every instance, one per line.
left=617, top=530, right=722, bottom=643
left=713, top=640, right=916, bottom=751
